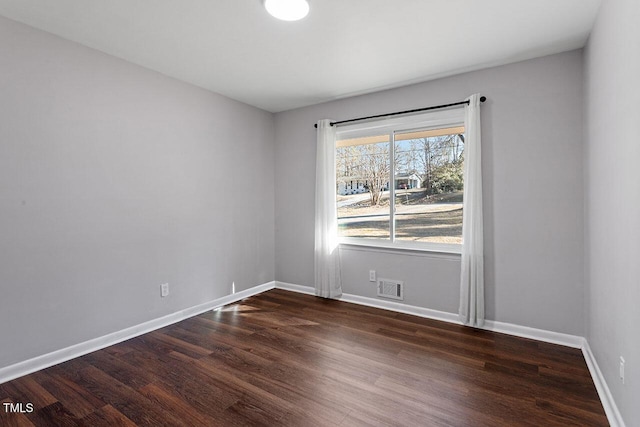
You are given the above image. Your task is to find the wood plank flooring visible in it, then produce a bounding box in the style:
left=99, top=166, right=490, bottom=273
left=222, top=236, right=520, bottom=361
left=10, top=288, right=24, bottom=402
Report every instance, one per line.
left=0, top=289, right=608, bottom=426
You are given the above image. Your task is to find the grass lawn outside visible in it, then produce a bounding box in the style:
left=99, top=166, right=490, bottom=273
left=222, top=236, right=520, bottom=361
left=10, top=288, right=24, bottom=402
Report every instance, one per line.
left=337, top=189, right=463, bottom=244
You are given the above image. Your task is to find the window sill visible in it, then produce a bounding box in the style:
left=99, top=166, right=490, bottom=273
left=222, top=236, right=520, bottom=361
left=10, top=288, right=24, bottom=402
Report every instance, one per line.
left=338, top=238, right=462, bottom=256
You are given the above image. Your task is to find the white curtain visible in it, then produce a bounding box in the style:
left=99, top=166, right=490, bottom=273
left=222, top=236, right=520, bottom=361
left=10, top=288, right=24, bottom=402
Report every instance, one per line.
left=314, top=120, right=342, bottom=298
left=459, top=94, right=484, bottom=327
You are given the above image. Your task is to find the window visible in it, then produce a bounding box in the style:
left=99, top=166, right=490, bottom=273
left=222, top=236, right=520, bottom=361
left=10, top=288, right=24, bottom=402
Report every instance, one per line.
left=335, top=108, right=465, bottom=252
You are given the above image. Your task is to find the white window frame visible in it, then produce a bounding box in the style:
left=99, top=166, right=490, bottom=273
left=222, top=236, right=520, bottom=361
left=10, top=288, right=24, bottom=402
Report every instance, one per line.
left=336, top=107, right=465, bottom=254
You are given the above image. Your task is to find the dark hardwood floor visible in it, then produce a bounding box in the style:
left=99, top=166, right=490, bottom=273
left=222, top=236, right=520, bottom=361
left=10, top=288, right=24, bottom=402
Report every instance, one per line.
left=1, top=289, right=608, bottom=426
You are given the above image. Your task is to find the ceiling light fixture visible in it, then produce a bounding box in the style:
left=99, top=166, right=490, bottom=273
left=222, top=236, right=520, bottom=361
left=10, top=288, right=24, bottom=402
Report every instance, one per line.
left=264, top=0, right=309, bottom=21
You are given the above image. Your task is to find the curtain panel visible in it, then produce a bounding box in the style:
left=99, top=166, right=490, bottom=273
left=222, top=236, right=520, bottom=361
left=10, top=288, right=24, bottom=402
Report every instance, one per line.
left=459, top=94, right=484, bottom=327
left=314, top=120, right=343, bottom=298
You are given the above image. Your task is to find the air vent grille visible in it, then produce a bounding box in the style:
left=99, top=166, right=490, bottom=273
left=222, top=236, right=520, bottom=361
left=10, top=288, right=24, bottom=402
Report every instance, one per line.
left=377, top=279, right=403, bottom=300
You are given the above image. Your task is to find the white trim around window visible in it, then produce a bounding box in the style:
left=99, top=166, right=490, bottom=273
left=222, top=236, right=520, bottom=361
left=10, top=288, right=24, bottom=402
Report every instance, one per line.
left=339, top=237, right=462, bottom=255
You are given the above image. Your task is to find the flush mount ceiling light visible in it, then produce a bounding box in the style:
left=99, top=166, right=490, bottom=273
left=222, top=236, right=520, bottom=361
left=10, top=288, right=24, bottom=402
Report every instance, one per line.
left=264, top=0, right=310, bottom=21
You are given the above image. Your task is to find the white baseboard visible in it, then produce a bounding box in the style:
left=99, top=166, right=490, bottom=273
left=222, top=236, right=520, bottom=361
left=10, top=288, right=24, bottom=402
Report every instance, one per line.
left=582, top=341, right=626, bottom=427
left=276, top=280, right=460, bottom=324
left=339, top=292, right=462, bottom=325
left=482, top=320, right=584, bottom=348
left=275, top=281, right=581, bottom=347
left=275, top=281, right=315, bottom=296
left=0, top=281, right=275, bottom=385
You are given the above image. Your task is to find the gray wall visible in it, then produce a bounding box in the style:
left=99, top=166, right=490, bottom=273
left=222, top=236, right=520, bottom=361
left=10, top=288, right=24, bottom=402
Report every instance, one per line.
left=275, top=50, right=585, bottom=335
left=0, top=16, right=275, bottom=369
left=584, top=0, right=640, bottom=424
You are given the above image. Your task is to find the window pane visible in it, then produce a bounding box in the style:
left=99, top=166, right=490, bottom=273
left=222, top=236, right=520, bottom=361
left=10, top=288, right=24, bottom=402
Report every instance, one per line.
left=336, top=136, right=390, bottom=240
left=393, top=128, right=464, bottom=244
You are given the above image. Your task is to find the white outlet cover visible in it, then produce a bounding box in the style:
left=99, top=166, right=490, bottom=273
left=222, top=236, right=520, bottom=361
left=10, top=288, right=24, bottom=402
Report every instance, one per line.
left=160, top=283, right=169, bottom=297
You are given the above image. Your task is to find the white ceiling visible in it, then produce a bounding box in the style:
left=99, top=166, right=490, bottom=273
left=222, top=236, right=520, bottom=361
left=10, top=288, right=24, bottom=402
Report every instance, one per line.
left=0, top=0, right=601, bottom=112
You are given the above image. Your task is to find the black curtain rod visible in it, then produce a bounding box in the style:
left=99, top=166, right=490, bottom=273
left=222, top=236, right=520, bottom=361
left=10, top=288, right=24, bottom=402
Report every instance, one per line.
left=313, top=96, right=486, bottom=128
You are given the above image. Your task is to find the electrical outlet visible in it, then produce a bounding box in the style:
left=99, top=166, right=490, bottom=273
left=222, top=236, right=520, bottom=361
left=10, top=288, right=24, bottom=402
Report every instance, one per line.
left=160, top=283, right=169, bottom=297
left=620, top=356, right=625, bottom=384
left=369, top=270, right=376, bottom=282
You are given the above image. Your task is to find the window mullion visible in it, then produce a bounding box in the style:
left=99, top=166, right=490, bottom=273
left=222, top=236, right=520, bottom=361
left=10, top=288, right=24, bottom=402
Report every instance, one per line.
left=390, top=131, right=395, bottom=242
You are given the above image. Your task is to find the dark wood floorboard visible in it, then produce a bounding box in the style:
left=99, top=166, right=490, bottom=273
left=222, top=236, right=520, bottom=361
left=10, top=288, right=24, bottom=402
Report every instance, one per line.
left=0, top=289, right=608, bottom=426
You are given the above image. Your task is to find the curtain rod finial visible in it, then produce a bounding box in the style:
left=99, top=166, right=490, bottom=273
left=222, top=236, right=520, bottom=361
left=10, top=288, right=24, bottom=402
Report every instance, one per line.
left=480, top=96, right=487, bottom=102
left=313, top=122, right=336, bottom=128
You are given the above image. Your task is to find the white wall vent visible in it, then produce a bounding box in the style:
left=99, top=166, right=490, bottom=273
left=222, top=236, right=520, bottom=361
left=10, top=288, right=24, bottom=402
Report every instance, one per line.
left=377, top=278, right=403, bottom=300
